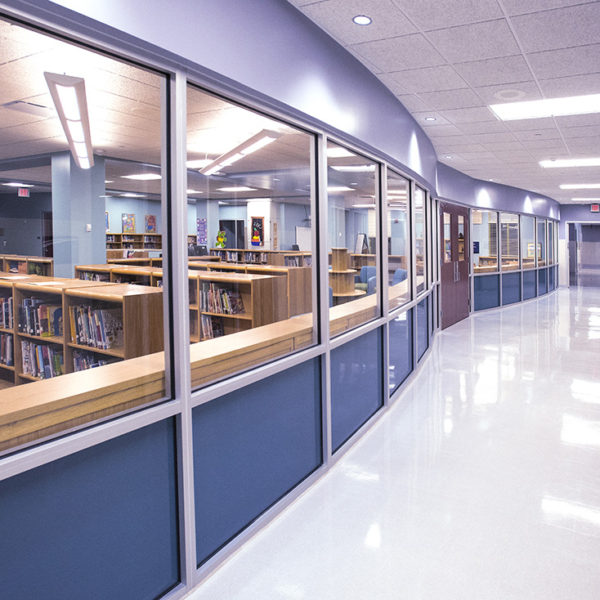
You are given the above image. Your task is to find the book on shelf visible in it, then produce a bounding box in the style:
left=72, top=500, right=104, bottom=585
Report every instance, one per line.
left=69, top=305, right=123, bottom=350
left=200, top=282, right=245, bottom=315
left=200, top=314, right=224, bottom=339
left=18, top=298, right=62, bottom=337
left=72, top=349, right=119, bottom=371
left=0, top=332, right=14, bottom=366
left=7, top=260, right=27, bottom=274
left=1, top=296, right=13, bottom=329
left=79, top=272, right=110, bottom=282
left=20, top=340, right=64, bottom=379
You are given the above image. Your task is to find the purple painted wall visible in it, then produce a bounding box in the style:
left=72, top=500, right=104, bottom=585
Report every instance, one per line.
left=3, top=0, right=561, bottom=218
left=559, top=204, right=600, bottom=239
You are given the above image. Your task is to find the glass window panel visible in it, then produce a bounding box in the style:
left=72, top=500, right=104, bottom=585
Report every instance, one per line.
left=547, top=221, right=555, bottom=265
left=500, top=212, right=520, bottom=271
left=0, top=17, right=167, bottom=453
left=443, top=212, right=451, bottom=263
left=537, top=218, right=547, bottom=266
left=472, top=210, right=498, bottom=273
left=521, top=215, right=535, bottom=269
left=414, top=187, right=426, bottom=294
left=457, top=215, right=465, bottom=261
left=186, top=85, right=316, bottom=389
left=387, top=170, right=410, bottom=310
left=327, top=142, right=379, bottom=336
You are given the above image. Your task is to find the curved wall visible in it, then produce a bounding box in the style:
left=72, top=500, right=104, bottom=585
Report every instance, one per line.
left=14, top=0, right=559, bottom=218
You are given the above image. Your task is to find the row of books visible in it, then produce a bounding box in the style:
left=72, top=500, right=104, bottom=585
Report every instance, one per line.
left=200, top=282, right=245, bottom=315
left=17, top=298, right=63, bottom=338
left=69, top=305, right=124, bottom=350
left=78, top=272, right=110, bottom=282
left=72, top=349, right=119, bottom=372
left=21, top=340, right=64, bottom=379
left=200, top=314, right=224, bottom=340
left=1, top=296, right=13, bottom=329
left=0, top=332, right=13, bottom=366
left=243, top=252, right=268, bottom=264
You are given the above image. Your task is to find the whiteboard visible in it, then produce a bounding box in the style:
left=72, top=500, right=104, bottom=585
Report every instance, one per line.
left=295, top=226, right=312, bottom=251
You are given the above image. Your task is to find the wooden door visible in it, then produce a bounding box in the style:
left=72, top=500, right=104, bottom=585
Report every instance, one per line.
left=440, top=203, right=470, bottom=329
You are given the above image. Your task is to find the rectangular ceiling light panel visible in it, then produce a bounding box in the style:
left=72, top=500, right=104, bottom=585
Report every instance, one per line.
left=491, top=94, right=600, bottom=121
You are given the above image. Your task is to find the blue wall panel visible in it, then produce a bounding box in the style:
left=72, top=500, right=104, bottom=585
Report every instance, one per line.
left=331, top=328, right=383, bottom=452
left=416, top=297, right=429, bottom=362
left=549, top=266, right=556, bottom=290
left=502, top=272, right=521, bottom=305
left=474, top=275, right=500, bottom=311
left=193, top=359, right=322, bottom=565
left=523, top=270, right=537, bottom=299
left=538, top=268, right=548, bottom=295
left=389, top=309, right=413, bottom=396
left=0, top=419, right=180, bottom=600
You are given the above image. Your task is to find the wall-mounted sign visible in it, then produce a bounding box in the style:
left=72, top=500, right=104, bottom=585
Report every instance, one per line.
left=196, top=217, right=207, bottom=244
left=473, top=241, right=480, bottom=254
left=251, top=216, right=264, bottom=246
left=18, top=187, right=30, bottom=198
left=591, top=204, right=599, bottom=213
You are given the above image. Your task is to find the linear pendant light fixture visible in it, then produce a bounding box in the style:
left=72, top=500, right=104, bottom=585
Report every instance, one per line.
left=200, top=129, right=281, bottom=177
left=44, top=72, right=94, bottom=170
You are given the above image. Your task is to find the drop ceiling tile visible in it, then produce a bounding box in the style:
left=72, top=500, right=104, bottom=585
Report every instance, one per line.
left=493, top=150, right=534, bottom=161
left=474, top=81, right=542, bottom=105
left=388, top=65, right=467, bottom=93
left=520, top=139, right=568, bottom=150
left=416, top=88, right=483, bottom=111
left=396, top=94, right=433, bottom=112
left=391, top=0, right=503, bottom=31
left=510, top=4, right=600, bottom=53
left=349, top=50, right=384, bottom=74
left=434, top=143, right=489, bottom=153
left=411, top=112, right=452, bottom=127
left=426, top=19, right=520, bottom=63
left=501, top=0, right=597, bottom=15
left=513, top=128, right=562, bottom=141
left=470, top=131, right=518, bottom=143
left=564, top=138, right=600, bottom=153
left=439, top=106, right=497, bottom=124
left=482, top=141, right=526, bottom=151
left=351, top=34, right=445, bottom=71
left=376, top=73, right=409, bottom=96
left=560, top=125, right=600, bottom=139
left=555, top=114, right=600, bottom=128
left=505, top=118, right=558, bottom=132
left=423, top=124, right=464, bottom=137
left=300, top=0, right=416, bottom=44
left=527, top=44, right=600, bottom=80
left=454, top=55, right=533, bottom=87
left=539, top=73, right=600, bottom=96
left=457, top=121, right=509, bottom=135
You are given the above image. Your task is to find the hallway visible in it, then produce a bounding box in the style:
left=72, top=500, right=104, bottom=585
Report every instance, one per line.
left=189, top=288, right=600, bottom=600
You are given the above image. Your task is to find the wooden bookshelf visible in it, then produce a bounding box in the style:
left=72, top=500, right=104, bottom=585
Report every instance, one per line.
left=106, top=232, right=162, bottom=252
left=330, top=247, right=364, bottom=304
left=210, top=248, right=312, bottom=267
left=1, top=254, right=54, bottom=276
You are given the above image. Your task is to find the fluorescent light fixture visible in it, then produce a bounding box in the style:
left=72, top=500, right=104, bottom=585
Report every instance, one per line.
left=491, top=93, right=600, bottom=121
left=217, top=186, right=256, bottom=192
left=187, top=189, right=203, bottom=194
left=352, top=203, right=375, bottom=208
left=186, top=159, right=212, bottom=169
left=331, top=165, right=376, bottom=172
left=120, top=192, right=146, bottom=198
left=327, top=186, right=354, bottom=192
left=200, top=129, right=281, bottom=176
left=105, top=180, right=114, bottom=184
left=44, top=72, right=94, bottom=170
left=121, top=173, right=162, bottom=181
left=560, top=183, right=600, bottom=190
left=540, top=158, right=600, bottom=168
left=353, top=14, right=372, bottom=26
left=572, top=198, right=600, bottom=202
left=2, top=182, right=34, bottom=188
left=327, top=147, right=355, bottom=158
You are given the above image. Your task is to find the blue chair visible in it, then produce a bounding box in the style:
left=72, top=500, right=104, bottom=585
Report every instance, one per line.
left=392, top=268, right=407, bottom=285
left=366, top=275, right=376, bottom=295
left=355, top=266, right=376, bottom=292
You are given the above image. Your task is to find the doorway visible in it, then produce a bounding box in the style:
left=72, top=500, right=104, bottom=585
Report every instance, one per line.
left=568, top=223, right=600, bottom=287
left=219, top=219, right=245, bottom=249
left=440, top=202, right=470, bottom=329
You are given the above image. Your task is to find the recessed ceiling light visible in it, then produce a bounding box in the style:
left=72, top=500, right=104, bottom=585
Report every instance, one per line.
left=424, top=116, right=436, bottom=122
left=352, top=15, right=372, bottom=26
left=2, top=182, right=34, bottom=188
left=121, top=173, right=162, bottom=181
left=331, top=165, right=376, bottom=172
left=328, top=186, right=354, bottom=192
left=217, top=186, right=256, bottom=192
left=491, top=93, right=600, bottom=121
left=540, top=158, right=600, bottom=168
left=444, top=155, right=452, bottom=159
left=560, top=183, right=600, bottom=190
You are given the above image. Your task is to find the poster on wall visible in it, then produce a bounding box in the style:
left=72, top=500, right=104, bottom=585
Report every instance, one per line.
left=105, top=211, right=109, bottom=233
left=145, top=214, right=157, bottom=233
left=122, top=213, right=135, bottom=233
left=196, top=217, right=207, bottom=245
left=251, top=216, right=264, bottom=246
left=272, top=222, right=278, bottom=250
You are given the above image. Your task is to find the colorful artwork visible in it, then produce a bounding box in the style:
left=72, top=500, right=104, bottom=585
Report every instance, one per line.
left=145, top=214, right=157, bottom=233
left=215, top=230, right=227, bottom=248
left=196, top=218, right=207, bottom=245
left=122, top=213, right=135, bottom=233
left=251, top=216, right=264, bottom=247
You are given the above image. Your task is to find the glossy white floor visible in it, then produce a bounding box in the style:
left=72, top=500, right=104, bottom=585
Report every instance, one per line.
left=187, top=287, right=600, bottom=600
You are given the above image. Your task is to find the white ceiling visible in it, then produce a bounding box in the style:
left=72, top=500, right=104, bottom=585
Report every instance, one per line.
left=287, top=0, right=600, bottom=205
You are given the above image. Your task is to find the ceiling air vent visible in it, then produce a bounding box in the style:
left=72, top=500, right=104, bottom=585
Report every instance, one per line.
left=2, top=100, right=53, bottom=118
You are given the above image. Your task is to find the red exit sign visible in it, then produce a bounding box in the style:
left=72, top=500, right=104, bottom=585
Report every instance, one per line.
left=18, top=187, right=30, bottom=198
left=592, top=204, right=600, bottom=213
